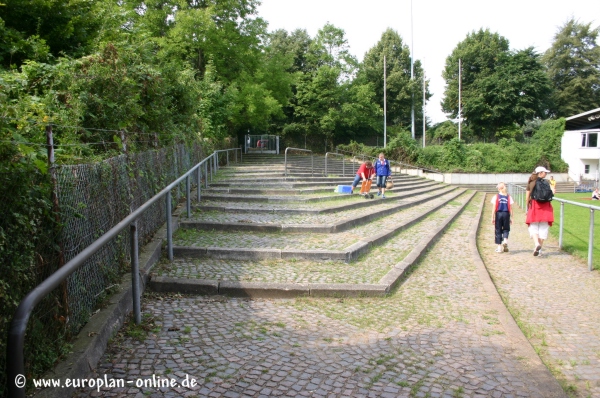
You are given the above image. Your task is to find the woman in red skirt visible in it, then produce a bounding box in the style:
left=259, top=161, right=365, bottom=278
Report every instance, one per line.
left=525, top=166, right=554, bottom=256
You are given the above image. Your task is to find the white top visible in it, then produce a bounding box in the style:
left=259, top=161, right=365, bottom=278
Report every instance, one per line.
left=490, top=194, right=514, bottom=205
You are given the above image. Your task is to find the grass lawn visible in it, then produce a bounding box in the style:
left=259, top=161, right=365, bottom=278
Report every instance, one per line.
left=550, top=193, right=600, bottom=271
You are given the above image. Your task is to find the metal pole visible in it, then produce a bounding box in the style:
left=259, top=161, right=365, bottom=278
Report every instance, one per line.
left=384, top=54, right=387, bottom=148
left=458, top=58, right=462, bottom=141
left=311, top=155, right=314, bottom=177
left=130, top=221, right=141, bottom=324
left=589, top=209, right=594, bottom=271
left=226, top=151, right=229, bottom=166
left=410, top=0, right=415, bottom=140
left=166, top=191, right=173, bottom=261
left=325, top=155, right=328, bottom=176
left=197, top=165, right=201, bottom=202
left=423, top=69, right=426, bottom=148
left=204, top=162, right=208, bottom=188
left=559, top=202, right=564, bottom=249
left=186, top=175, right=191, bottom=218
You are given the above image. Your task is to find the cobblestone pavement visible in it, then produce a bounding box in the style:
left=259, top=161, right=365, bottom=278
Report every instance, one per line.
left=158, top=193, right=466, bottom=283
left=76, top=193, right=564, bottom=397
left=197, top=184, right=436, bottom=212
left=198, top=196, right=356, bottom=211
left=188, top=188, right=453, bottom=226
left=479, top=194, right=600, bottom=398
left=173, top=191, right=466, bottom=251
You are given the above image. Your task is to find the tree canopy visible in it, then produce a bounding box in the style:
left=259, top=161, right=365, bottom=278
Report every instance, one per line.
left=442, top=29, right=552, bottom=141
left=543, top=18, right=600, bottom=117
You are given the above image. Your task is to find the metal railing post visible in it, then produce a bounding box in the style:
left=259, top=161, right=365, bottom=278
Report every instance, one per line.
left=226, top=151, right=229, bottom=166
left=589, top=209, right=594, bottom=272
left=186, top=175, right=191, bottom=218
left=559, top=202, right=564, bottom=249
left=311, top=155, right=314, bottom=177
left=166, top=191, right=173, bottom=261
left=197, top=165, right=201, bottom=202
left=204, top=162, right=208, bottom=188
left=130, top=221, right=141, bottom=324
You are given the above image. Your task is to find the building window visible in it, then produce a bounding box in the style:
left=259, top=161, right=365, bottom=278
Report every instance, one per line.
left=585, top=165, right=590, bottom=174
left=581, top=133, right=598, bottom=147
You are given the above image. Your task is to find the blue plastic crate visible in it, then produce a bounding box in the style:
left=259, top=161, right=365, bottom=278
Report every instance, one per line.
left=335, top=185, right=353, bottom=194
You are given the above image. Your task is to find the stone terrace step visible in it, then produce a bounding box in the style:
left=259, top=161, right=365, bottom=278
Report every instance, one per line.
left=170, top=188, right=468, bottom=263
left=152, top=190, right=473, bottom=297
left=204, top=179, right=437, bottom=196
left=195, top=183, right=452, bottom=214
left=181, top=185, right=458, bottom=232
left=197, top=180, right=442, bottom=204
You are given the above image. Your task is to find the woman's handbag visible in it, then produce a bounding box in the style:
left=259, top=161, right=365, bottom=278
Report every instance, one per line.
left=386, top=177, right=394, bottom=189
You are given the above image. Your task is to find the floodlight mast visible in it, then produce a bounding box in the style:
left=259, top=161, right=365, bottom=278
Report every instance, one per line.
left=458, top=58, right=462, bottom=141
left=410, top=0, right=415, bottom=140
left=384, top=55, right=387, bottom=148
left=423, top=69, right=426, bottom=148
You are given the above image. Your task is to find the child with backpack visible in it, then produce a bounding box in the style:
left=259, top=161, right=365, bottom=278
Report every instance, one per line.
left=491, top=182, right=514, bottom=253
left=525, top=166, right=554, bottom=257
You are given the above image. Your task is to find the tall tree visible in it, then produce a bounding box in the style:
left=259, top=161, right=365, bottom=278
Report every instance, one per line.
left=282, top=24, right=378, bottom=150
left=442, top=29, right=552, bottom=140
left=0, top=0, right=103, bottom=68
left=543, top=19, right=600, bottom=117
left=360, top=29, right=430, bottom=130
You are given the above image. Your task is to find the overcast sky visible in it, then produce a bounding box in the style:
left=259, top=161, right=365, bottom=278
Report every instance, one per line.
left=257, top=0, right=598, bottom=125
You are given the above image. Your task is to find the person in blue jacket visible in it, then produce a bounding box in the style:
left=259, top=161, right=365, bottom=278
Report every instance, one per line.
left=374, top=152, right=392, bottom=198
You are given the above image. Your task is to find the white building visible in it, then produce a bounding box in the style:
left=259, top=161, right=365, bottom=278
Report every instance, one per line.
left=561, top=107, right=600, bottom=183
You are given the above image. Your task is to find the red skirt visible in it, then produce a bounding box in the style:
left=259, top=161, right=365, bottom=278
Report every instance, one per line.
left=526, top=200, right=554, bottom=226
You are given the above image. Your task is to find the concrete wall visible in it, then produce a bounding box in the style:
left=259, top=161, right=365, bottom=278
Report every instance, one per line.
left=400, top=169, right=570, bottom=185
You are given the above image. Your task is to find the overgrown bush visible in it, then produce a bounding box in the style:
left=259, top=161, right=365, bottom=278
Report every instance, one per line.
left=0, top=160, right=66, bottom=397
left=341, top=118, right=568, bottom=173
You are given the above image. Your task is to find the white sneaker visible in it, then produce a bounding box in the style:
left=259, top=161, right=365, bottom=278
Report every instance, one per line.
left=495, top=247, right=503, bottom=253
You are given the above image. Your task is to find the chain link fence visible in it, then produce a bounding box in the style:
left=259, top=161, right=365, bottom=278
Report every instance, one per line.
left=0, top=143, right=205, bottom=396
left=53, top=143, right=203, bottom=334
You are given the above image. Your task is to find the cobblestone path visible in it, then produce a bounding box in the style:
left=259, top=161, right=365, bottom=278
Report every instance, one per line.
left=479, top=194, right=600, bottom=398
left=76, top=193, right=565, bottom=398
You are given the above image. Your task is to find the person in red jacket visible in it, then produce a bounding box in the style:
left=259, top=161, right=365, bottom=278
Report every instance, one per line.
left=351, top=161, right=374, bottom=193
left=491, top=182, right=514, bottom=253
left=526, top=166, right=554, bottom=256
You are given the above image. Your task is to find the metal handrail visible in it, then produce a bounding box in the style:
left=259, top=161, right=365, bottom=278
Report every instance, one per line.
left=335, top=147, right=444, bottom=182
left=284, top=147, right=313, bottom=178
left=213, top=147, right=242, bottom=171
left=7, top=147, right=239, bottom=397
left=325, top=152, right=346, bottom=177
left=508, top=183, right=598, bottom=271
